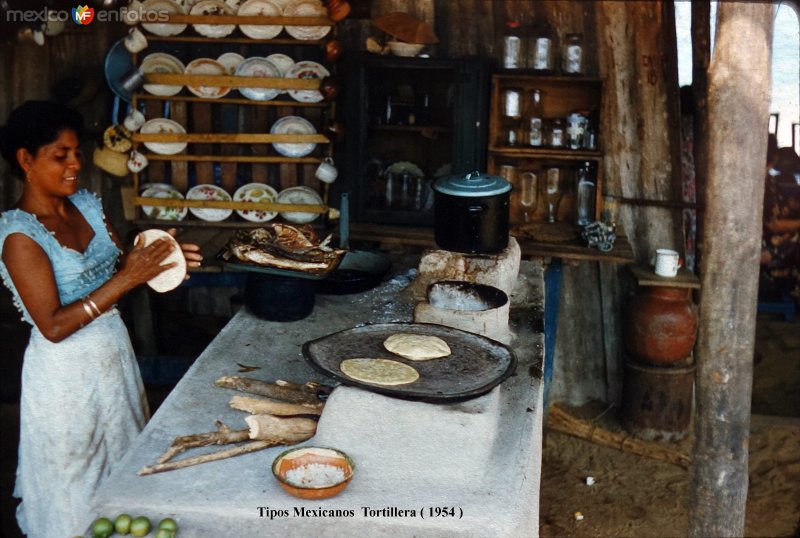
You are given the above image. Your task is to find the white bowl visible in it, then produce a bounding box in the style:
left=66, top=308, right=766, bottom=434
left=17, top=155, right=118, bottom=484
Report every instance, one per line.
left=387, top=41, right=424, bottom=57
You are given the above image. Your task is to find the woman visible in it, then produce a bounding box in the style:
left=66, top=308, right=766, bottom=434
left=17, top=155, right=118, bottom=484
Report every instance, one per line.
left=0, top=100, right=202, bottom=537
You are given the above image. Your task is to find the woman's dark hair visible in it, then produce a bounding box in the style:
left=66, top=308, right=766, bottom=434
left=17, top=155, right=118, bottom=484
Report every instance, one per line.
left=0, top=100, right=84, bottom=179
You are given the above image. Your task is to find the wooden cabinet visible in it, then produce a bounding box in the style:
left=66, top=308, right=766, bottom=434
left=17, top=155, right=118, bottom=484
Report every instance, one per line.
left=488, top=74, right=603, bottom=227
left=342, top=53, right=489, bottom=226
left=128, top=12, right=339, bottom=227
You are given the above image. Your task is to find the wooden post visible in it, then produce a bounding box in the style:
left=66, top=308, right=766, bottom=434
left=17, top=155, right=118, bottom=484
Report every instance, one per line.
left=691, top=0, right=711, bottom=270
left=688, top=3, right=775, bottom=537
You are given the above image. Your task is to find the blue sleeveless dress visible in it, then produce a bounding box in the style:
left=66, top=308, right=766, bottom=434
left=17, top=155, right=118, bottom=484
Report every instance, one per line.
left=0, top=189, right=149, bottom=538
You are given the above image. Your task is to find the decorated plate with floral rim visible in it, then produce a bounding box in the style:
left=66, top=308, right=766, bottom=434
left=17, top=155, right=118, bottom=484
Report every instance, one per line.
left=140, top=118, right=187, bottom=155
left=184, top=58, right=230, bottom=98
left=140, top=183, right=188, bottom=221
left=187, top=184, right=233, bottom=221
left=237, top=0, right=283, bottom=39
left=141, top=0, right=187, bottom=36
left=233, top=182, right=279, bottom=222
left=286, top=60, right=329, bottom=103
left=190, top=0, right=237, bottom=37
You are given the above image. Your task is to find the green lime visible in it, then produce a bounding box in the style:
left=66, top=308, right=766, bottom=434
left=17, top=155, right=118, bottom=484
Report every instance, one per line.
left=91, top=516, right=114, bottom=538
left=158, top=517, right=178, bottom=532
left=130, top=515, right=151, bottom=537
left=115, top=513, right=133, bottom=534
left=155, top=529, right=175, bottom=538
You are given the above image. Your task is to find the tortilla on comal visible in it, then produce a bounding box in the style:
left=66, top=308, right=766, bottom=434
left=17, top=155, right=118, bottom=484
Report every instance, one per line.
left=383, top=333, right=451, bottom=361
left=340, top=358, right=420, bottom=386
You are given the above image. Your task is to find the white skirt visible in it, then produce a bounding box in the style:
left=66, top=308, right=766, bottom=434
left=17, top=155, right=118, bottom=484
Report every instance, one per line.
left=14, top=308, right=148, bottom=538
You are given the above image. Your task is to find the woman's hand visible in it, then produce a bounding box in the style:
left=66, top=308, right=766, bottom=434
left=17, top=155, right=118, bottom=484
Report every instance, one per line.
left=116, top=234, right=179, bottom=287
left=167, top=228, right=203, bottom=275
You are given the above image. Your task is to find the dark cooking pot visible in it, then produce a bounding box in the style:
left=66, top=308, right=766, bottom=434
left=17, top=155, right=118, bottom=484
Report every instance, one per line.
left=432, top=171, right=512, bottom=254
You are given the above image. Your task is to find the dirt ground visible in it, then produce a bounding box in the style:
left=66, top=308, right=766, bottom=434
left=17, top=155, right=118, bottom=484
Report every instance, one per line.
left=539, top=313, right=800, bottom=538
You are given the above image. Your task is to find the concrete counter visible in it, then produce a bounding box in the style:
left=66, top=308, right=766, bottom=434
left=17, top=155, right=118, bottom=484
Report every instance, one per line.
left=90, top=259, right=545, bottom=537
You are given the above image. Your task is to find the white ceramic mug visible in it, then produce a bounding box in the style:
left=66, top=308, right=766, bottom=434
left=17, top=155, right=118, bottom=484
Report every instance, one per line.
left=123, top=109, right=146, bottom=132
left=315, top=157, right=338, bottom=184
left=654, top=248, right=682, bottom=277
left=124, top=27, right=148, bottom=53
left=127, top=150, right=149, bottom=173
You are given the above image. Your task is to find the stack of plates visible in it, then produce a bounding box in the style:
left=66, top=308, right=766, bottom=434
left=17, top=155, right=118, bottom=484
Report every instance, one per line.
left=276, top=185, right=323, bottom=223
left=235, top=57, right=281, bottom=101
left=187, top=184, right=233, bottom=221
left=140, top=183, right=188, bottom=221
left=283, top=0, right=330, bottom=41
left=237, top=0, right=283, bottom=39
left=270, top=116, right=316, bottom=157
left=234, top=182, right=279, bottom=222
left=140, top=118, right=187, bottom=155
left=141, top=53, right=185, bottom=96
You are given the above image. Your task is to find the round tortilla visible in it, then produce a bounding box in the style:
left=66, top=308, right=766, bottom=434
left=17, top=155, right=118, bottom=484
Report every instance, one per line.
left=383, top=333, right=451, bottom=361
left=339, top=358, right=420, bottom=386
left=138, top=229, right=186, bottom=293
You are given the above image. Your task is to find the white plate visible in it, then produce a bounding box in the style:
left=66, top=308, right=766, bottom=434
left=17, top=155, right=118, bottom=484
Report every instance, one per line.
left=140, top=184, right=188, bottom=221
left=286, top=60, right=329, bottom=103
left=141, top=0, right=187, bottom=36
left=265, top=53, right=294, bottom=78
left=270, top=116, right=316, bottom=157
left=217, top=52, right=245, bottom=74
left=140, top=118, right=187, bottom=155
left=235, top=57, right=281, bottom=101
left=141, top=52, right=186, bottom=96
left=186, top=184, right=233, bottom=221
left=184, top=58, right=230, bottom=98
left=276, top=185, right=323, bottom=224
left=237, top=0, right=282, bottom=39
left=190, top=0, right=236, bottom=37
left=234, top=182, right=279, bottom=222
left=283, top=0, right=330, bottom=41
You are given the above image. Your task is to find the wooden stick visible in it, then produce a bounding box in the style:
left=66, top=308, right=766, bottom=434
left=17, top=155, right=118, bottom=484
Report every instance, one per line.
left=546, top=403, right=692, bottom=469
left=230, top=395, right=323, bottom=416
left=244, top=414, right=318, bottom=442
left=215, top=376, right=321, bottom=405
left=139, top=440, right=275, bottom=476
left=156, top=421, right=251, bottom=464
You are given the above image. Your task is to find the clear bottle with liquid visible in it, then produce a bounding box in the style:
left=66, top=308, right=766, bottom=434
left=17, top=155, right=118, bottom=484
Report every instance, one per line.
left=575, top=162, right=596, bottom=226
left=524, top=89, right=544, bottom=147
left=530, top=17, right=556, bottom=73
left=502, top=87, right=524, bottom=146
left=502, top=20, right=524, bottom=69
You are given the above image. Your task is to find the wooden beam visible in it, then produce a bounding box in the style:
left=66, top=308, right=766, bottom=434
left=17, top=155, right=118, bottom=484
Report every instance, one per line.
left=688, top=3, right=775, bottom=537
left=691, top=0, right=712, bottom=270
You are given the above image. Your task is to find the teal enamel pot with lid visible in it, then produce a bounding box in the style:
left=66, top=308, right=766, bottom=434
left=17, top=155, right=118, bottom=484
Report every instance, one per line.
left=432, top=171, right=512, bottom=254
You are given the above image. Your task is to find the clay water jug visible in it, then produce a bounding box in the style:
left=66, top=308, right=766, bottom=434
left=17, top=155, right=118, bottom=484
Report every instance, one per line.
left=624, top=286, right=698, bottom=366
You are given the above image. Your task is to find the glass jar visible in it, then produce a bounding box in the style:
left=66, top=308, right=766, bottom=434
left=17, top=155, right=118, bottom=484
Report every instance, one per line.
left=530, top=18, right=556, bottom=73
left=562, top=33, right=584, bottom=75
left=502, top=20, right=523, bottom=69
left=548, top=118, right=565, bottom=148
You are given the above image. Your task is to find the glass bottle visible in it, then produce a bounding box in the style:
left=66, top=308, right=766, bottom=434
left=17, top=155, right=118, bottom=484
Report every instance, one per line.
left=548, top=118, right=565, bottom=148
left=502, top=87, right=523, bottom=146
left=524, top=89, right=544, bottom=147
left=530, top=17, right=556, bottom=73
left=502, top=20, right=523, bottom=69
left=575, top=162, right=596, bottom=225
left=562, top=33, right=584, bottom=75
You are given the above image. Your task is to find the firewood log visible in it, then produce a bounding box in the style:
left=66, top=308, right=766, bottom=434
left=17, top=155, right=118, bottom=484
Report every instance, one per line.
left=230, top=395, right=323, bottom=416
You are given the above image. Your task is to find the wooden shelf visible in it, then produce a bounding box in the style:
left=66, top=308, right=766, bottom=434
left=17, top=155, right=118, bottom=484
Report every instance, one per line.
left=488, top=147, right=602, bottom=159
left=369, top=125, right=450, bottom=134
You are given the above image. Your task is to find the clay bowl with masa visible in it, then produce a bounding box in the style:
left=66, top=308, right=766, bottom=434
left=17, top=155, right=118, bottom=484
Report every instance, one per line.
left=272, top=447, right=354, bottom=500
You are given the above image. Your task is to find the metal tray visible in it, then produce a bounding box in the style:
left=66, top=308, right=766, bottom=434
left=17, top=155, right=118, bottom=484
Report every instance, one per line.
left=302, top=323, right=517, bottom=403
left=218, top=252, right=329, bottom=281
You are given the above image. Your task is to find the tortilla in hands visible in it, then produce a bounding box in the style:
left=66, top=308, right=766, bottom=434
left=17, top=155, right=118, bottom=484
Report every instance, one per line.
left=138, top=228, right=186, bottom=293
